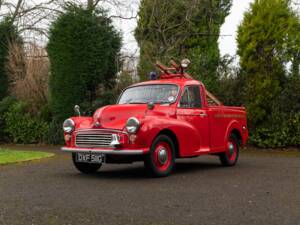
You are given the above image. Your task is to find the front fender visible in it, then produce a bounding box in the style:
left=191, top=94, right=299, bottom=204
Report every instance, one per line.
left=71, top=116, right=93, bottom=129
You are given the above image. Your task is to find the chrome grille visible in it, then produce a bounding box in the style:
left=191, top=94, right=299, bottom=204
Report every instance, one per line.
left=75, top=131, right=113, bottom=148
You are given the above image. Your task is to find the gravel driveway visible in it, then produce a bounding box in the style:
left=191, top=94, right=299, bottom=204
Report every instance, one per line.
left=0, top=146, right=299, bottom=225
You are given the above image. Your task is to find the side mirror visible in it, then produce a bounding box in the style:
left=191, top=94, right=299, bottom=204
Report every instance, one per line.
left=74, top=105, right=81, bottom=116
left=147, top=102, right=155, bottom=110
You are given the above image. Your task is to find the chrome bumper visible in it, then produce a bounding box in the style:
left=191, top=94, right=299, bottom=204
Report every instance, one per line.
left=61, top=147, right=145, bottom=155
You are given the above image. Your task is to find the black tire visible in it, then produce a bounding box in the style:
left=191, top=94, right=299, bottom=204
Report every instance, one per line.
left=144, top=134, right=175, bottom=177
left=72, top=153, right=102, bottom=174
left=219, top=134, right=240, bottom=167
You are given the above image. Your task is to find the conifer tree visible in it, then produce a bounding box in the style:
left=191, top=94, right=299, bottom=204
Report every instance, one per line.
left=47, top=5, right=121, bottom=123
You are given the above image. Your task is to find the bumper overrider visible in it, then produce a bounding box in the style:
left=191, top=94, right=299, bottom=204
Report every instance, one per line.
left=61, top=147, right=148, bottom=155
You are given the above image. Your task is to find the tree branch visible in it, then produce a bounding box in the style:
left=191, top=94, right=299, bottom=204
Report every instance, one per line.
left=11, top=0, right=23, bottom=22
left=109, top=14, right=137, bottom=20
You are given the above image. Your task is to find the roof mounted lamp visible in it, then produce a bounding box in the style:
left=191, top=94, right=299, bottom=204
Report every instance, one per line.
left=169, top=58, right=191, bottom=75
left=180, top=58, right=190, bottom=71
left=155, top=59, right=193, bottom=79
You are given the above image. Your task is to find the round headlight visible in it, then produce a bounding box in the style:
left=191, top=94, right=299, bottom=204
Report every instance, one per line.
left=63, top=119, right=75, bottom=133
left=126, top=117, right=140, bottom=133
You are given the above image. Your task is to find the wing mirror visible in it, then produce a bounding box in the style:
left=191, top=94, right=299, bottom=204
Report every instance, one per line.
left=74, top=105, right=81, bottom=116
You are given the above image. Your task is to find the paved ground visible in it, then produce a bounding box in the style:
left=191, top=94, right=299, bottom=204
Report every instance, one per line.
left=0, top=146, right=299, bottom=225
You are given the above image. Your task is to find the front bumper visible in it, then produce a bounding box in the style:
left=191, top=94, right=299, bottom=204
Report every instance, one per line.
left=61, top=147, right=148, bottom=155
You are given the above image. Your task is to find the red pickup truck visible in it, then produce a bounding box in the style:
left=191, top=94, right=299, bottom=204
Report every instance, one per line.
left=61, top=61, right=248, bottom=177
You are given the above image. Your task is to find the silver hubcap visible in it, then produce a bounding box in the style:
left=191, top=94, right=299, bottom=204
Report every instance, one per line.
left=158, top=148, right=168, bottom=164
left=228, top=143, right=234, bottom=156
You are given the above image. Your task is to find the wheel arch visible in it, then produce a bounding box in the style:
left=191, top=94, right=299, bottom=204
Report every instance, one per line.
left=156, top=129, right=180, bottom=158
left=141, top=116, right=197, bottom=157
left=229, top=128, right=242, bottom=145
left=225, top=120, right=243, bottom=146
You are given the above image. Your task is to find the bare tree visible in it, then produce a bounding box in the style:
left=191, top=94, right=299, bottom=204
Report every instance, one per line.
left=1, top=0, right=138, bottom=48
left=6, top=41, right=49, bottom=113
left=0, top=0, right=61, bottom=46
left=1, top=0, right=139, bottom=84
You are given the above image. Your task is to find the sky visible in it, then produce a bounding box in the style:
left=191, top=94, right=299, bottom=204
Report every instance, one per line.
left=113, top=0, right=255, bottom=58
left=218, top=0, right=254, bottom=56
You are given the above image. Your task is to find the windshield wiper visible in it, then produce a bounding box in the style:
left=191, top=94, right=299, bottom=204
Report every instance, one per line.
left=154, top=101, right=171, bottom=104
left=128, top=102, right=146, bottom=104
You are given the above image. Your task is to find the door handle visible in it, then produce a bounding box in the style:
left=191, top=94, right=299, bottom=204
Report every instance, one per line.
left=199, top=112, right=207, bottom=117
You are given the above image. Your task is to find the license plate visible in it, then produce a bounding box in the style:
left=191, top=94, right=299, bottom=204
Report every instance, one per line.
left=76, top=152, right=105, bottom=164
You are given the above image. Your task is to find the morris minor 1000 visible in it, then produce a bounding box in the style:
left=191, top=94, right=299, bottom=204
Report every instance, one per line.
left=61, top=60, right=248, bottom=177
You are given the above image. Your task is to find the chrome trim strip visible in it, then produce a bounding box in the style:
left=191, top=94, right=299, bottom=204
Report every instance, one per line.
left=61, top=147, right=145, bottom=155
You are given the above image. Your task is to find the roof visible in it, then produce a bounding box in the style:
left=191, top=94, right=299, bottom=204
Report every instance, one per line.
left=127, top=72, right=223, bottom=106
left=130, top=74, right=203, bottom=88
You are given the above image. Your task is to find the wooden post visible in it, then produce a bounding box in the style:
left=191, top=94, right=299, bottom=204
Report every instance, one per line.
left=206, top=90, right=222, bottom=106
left=156, top=61, right=170, bottom=74
left=169, top=60, right=180, bottom=71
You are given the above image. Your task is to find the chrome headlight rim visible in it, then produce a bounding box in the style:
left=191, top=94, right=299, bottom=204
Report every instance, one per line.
left=126, top=117, right=140, bottom=134
left=63, top=118, right=75, bottom=133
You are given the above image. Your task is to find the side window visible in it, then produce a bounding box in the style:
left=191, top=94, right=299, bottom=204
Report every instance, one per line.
left=179, top=88, right=189, bottom=108
left=179, top=86, right=202, bottom=108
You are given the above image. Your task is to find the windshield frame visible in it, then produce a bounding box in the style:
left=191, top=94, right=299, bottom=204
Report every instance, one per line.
left=117, top=83, right=181, bottom=105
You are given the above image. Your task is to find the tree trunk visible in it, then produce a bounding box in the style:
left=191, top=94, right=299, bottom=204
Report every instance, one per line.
left=87, top=0, right=94, bottom=10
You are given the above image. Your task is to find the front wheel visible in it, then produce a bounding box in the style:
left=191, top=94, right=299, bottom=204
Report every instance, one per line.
left=219, top=134, right=239, bottom=167
left=144, top=135, right=175, bottom=177
left=72, top=153, right=102, bottom=174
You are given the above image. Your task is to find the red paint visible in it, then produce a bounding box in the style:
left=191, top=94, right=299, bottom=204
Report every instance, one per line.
left=63, top=74, right=248, bottom=159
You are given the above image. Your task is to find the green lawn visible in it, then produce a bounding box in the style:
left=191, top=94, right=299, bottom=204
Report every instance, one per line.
left=0, top=149, right=54, bottom=165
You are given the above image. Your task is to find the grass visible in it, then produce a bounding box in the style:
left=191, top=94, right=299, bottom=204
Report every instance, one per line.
left=0, top=148, right=54, bottom=165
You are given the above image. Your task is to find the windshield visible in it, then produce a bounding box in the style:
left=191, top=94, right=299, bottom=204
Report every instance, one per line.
left=118, top=84, right=179, bottom=104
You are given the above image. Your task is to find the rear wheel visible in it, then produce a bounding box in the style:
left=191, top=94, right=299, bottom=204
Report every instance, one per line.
left=144, top=135, right=175, bottom=177
left=72, top=153, right=102, bottom=174
left=219, top=134, right=239, bottom=167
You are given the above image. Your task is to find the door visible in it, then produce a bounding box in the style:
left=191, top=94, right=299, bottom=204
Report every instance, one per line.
left=176, top=85, right=210, bottom=154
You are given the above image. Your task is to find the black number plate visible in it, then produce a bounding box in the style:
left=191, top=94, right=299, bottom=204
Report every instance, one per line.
left=76, top=152, right=105, bottom=164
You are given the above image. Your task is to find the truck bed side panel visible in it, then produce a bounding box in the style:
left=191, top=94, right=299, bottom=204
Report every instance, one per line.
left=208, top=106, right=248, bottom=152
